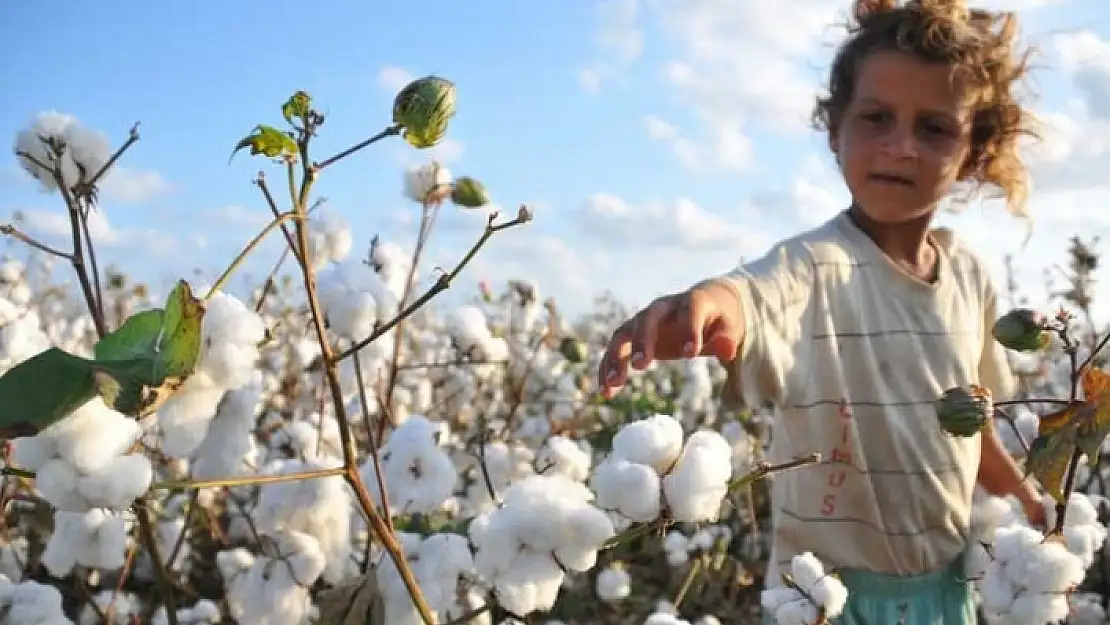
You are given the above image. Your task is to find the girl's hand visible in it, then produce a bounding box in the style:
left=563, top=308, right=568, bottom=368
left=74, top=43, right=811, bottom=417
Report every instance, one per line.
left=597, top=281, right=743, bottom=400
left=1023, top=496, right=1048, bottom=531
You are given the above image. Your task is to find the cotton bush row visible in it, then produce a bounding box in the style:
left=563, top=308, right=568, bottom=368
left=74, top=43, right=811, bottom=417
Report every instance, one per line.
left=2, top=111, right=1109, bottom=625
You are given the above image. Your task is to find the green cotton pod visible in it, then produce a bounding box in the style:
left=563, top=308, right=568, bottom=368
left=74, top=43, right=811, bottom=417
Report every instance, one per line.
left=935, top=385, right=993, bottom=437
left=392, top=76, right=457, bottom=149
left=451, top=176, right=489, bottom=208
left=992, top=308, right=1049, bottom=352
left=559, top=337, right=589, bottom=364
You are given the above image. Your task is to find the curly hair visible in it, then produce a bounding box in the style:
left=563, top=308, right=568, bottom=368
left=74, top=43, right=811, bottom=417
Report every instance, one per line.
left=813, top=0, right=1039, bottom=217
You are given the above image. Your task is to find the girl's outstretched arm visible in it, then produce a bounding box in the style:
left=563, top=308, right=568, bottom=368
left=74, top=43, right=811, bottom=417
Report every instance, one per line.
left=977, top=422, right=1046, bottom=527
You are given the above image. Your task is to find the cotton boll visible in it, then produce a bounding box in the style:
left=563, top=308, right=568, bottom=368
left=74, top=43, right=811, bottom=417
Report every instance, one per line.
left=0, top=576, right=73, bottom=624
left=156, top=375, right=227, bottom=459
left=7, top=434, right=53, bottom=472
left=760, top=552, right=846, bottom=625
left=304, top=208, right=353, bottom=270
left=535, top=436, right=591, bottom=482
left=446, top=306, right=493, bottom=355
left=809, top=576, right=848, bottom=618
left=772, top=599, right=820, bottom=625
left=662, top=430, right=733, bottom=522
left=253, top=458, right=354, bottom=584
left=80, top=589, right=141, bottom=624
left=38, top=397, right=142, bottom=472
left=41, top=509, right=129, bottom=577
left=644, top=615, right=692, bottom=625
left=364, top=415, right=458, bottom=515
left=196, top=292, right=265, bottom=389
left=590, top=456, right=662, bottom=522
left=595, top=565, right=631, bottom=602
left=14, top=111, right=112, bottom=192
left=403, top=160, right=452, bottom=204
left=611, top=413, right=685, bottom=473
left=1068, top=592, right=1107, bottom=625
left=493, top=549, right=565, bottom=616
left=77, top=453, right=154, bottom=509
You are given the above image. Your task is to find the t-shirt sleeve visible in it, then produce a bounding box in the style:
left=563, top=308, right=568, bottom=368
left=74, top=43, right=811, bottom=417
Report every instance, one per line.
left=708, top=241, right=815, bottom=411
left=978, top=278, right=1018, bottom=403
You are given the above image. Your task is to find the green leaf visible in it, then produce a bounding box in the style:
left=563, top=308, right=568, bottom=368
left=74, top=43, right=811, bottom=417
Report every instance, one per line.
left=0, top=280, right=207, bottom=436
left=0, top=348, right=99, bottom=436
left=282, top=90, right=312, bottom=126
left=157, top=280, right=205, bottom=377
left=94, top=309, right=164, bottom=361
left=1025, top=404, right=1082, bottom=503
left=229, top=125, right=298, bottom=162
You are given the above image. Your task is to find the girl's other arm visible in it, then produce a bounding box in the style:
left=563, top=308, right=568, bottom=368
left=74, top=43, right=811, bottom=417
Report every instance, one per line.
left=978, top=424, right=1045, bottom=527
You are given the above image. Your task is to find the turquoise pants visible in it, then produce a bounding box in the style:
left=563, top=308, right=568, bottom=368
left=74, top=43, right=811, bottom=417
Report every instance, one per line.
left=761, top=554, right=976, bottom=625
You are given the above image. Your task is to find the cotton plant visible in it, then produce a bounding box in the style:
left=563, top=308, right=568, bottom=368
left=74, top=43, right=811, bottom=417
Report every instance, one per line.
left=760, top=552, right=849, bottom=625
left=359, top=414, right=457, bottom=517
left=373, top=530, right=476, bottom=623
left=253, top=455, right=356, bottom=584
left=217, top=531, right=325, bottom=625
left=13, top=110, right=111, bottom=193
left=155, top=290, right=267, bottom=459
left=961, top=490, right=1109, bottom=624
left=469, top=473, right=617, bottom=615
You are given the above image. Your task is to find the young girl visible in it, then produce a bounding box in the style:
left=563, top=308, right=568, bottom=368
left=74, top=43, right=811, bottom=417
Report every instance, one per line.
left=597, top=1, right=1048, bottom=623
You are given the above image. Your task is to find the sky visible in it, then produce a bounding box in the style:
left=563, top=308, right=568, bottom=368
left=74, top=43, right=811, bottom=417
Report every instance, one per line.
left=3, top=0, right=1110, bottom=322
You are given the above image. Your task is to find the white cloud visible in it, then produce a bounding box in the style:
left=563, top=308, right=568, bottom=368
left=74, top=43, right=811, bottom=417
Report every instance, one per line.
left=98, top=167, right=171, bottom=204
left=19, top=208, right=175, bottom=255
left=207, top=204, right=270, bottom=228
left=578, top=0, right=643, bottom=92
left=578, top=192, right=773, bottom=251
left=579, top=67, right=603, bottom=93
left=378, top=65, right=414, bottom=93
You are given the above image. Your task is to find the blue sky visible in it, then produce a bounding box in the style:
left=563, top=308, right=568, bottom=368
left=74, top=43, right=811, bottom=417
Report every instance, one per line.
left=3, top=1, right=1110, bottom=319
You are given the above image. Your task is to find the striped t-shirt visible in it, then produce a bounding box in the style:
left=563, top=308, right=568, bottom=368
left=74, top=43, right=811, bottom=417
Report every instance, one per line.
left=712, top=209, right=1015, bottom=582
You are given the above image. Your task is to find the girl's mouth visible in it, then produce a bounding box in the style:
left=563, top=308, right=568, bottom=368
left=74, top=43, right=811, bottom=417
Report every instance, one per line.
left=868, top=172, right=915, bottom=187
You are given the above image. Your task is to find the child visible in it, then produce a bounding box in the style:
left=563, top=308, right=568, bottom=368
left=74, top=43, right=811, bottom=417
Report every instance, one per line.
left=597, top=1, right=1048, bottom=623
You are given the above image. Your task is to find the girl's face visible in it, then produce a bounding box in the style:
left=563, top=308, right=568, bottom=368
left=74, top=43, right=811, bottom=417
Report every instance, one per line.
left=831, top=49, right=975, bottom=225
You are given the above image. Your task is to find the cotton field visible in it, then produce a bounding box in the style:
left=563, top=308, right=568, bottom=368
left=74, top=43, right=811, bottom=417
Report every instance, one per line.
left=1, top=90, right=1109, bottom=625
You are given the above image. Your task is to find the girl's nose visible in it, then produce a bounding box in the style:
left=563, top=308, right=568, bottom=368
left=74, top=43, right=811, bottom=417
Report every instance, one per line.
left=880, top=125, right=919, bottom=159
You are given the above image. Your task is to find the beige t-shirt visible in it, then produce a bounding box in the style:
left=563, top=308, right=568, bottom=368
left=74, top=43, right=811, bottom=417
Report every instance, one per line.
left=713, top=210, right=1015, bottom=582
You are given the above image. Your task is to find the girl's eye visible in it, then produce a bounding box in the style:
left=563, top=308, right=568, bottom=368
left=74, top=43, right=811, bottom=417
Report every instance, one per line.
left=861, top=111, right=889, bottom=124
left=923, top=122, right=950, bottom=135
